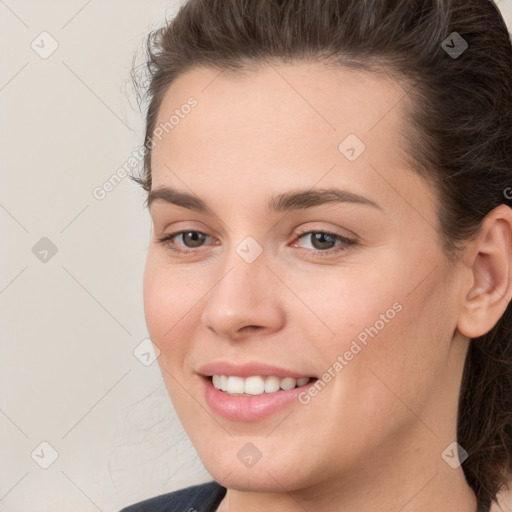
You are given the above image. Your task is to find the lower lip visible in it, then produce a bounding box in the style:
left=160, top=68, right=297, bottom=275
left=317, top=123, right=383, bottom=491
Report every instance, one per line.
left=201, top=376, right=315, bottom=421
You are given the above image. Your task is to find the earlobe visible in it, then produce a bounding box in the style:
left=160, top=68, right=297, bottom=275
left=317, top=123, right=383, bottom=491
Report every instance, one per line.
left=457, top=204, right=512, bottom=339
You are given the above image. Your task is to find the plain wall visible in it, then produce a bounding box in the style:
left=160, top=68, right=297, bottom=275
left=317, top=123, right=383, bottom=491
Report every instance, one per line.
left=1, top=1, right=511, bottom=511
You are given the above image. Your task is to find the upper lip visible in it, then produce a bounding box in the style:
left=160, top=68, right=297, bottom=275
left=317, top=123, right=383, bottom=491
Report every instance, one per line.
left=197, top=361, right=316, bottom=379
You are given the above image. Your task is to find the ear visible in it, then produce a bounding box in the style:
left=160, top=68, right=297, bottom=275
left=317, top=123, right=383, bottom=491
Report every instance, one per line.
left=457, top=204, right=512, bottom=339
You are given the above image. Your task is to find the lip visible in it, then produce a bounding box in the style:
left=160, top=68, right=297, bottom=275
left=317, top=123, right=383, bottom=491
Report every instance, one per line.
left=197, top=362, right=317, bottom=421
left=197, top=361, right=315, bottom=379
left=200, top=376, right=316, bottom=421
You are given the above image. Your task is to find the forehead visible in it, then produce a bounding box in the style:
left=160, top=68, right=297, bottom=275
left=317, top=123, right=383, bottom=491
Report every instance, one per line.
left=154, top=61, right=410, bottom=139
left=149, top=61, right=435, bottom=222
left=152, top=61, right=412, bottom=167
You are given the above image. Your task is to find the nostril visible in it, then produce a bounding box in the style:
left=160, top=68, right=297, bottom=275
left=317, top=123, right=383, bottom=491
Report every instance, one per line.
left=240, top=325, right=262, bottom=333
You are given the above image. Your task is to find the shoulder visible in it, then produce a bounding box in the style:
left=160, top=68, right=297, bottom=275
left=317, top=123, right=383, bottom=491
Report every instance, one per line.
left=119, top=480, right=227, bottom=512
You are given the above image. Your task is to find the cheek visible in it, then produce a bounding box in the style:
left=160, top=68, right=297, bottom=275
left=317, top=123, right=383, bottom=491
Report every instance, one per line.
left=313, top=252, right=455, bottom=406
left=340, top=268, right=455, bottom=416
left=305, top=264, right=405, bottom=349
left=142, top=256, right=203, bottom=412
left=143, top=255, right=169, bottom=340
left=142, top=252, right=199, bottom=358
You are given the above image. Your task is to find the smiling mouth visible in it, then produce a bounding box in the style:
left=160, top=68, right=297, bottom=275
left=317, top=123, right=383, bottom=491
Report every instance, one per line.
left=208, top=375, right=317, bottom=396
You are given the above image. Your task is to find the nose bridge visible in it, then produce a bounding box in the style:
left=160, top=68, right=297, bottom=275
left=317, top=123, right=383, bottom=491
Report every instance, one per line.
left=200, top=235, right=283, bottom=337
left=210, top=235, right=269, bottom=309
left=218, top=232, right=268, bottom=285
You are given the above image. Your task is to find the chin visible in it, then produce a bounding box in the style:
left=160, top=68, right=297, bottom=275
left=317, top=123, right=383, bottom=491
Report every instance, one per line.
left=194, top=439, right=314, bottom=492
left=208, top=462, right=302, bottom=492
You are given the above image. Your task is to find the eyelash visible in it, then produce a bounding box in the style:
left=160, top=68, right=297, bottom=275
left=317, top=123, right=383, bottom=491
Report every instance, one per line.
left=156, top=228, right=356, bottom=258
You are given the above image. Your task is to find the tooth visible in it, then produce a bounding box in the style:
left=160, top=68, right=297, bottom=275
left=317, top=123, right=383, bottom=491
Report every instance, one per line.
left=264, top=375, right=280, bottom=393
left=212, top=375, right=311, bottom=394
left=226, top=376, right=245, bottom=394
left=280, top=377, right=297, bottom=390
left=244, top=376, right=265, bottom=395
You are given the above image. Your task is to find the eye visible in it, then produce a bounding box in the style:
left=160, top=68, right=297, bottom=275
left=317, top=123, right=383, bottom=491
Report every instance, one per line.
left=156, top=230, right=213, bottom=254
left=156, top=228, right=356, bottom=257
left=292, top=229, right=356, bottom=257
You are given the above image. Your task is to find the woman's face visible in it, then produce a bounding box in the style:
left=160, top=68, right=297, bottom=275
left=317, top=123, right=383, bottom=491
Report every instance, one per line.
left=143, top=62, right=470, bottom=492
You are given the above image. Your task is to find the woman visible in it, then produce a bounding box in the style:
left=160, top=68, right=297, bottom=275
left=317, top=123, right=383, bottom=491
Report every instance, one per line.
left=121, top=0, right=512, bottom=511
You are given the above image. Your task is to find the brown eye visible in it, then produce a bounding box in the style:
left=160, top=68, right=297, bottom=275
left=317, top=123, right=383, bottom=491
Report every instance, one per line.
left=292, top=230, right=357, bottom=258
left=157, top=230, right=213, bottom=253
left=305, top=232, right=337, bottom=250
left=178, top=231, right=207, bottom=248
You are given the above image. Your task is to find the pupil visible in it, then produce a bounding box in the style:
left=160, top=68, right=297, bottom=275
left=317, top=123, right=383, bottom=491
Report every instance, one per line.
left=184, top=232, right=204, bottom=247
left=313, top=233, right=334, bottom=250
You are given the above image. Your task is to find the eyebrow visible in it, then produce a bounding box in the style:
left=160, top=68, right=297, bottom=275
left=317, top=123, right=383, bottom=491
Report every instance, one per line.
left=147, top=186, right=383, bottom=213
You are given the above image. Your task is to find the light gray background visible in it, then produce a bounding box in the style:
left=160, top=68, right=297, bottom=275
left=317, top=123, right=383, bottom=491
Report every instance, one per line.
left=1, top=1, right=511, bottom=511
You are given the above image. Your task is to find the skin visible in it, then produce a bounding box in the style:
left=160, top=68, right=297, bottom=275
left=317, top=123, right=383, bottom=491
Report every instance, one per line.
left=143, top=61, right=512, bottom=512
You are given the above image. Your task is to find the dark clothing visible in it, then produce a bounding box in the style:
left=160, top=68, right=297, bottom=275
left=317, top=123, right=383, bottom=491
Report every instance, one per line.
left=119, top=481, right=226, bottom=512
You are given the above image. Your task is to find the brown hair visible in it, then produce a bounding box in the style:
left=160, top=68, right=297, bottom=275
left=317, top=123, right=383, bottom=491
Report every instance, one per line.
left=130, top=1, right=512, bottom=510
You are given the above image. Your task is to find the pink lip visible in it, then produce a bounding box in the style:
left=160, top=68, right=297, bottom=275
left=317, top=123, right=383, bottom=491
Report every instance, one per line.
left=197, top=361, right=317, bottom=421
left=197, top=361, right=314, bottom=379
left=200, top=377, right=316, bottom=421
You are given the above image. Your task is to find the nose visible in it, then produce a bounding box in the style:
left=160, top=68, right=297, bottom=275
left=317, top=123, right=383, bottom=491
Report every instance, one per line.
left=200, top=247, right=285, bottom=341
